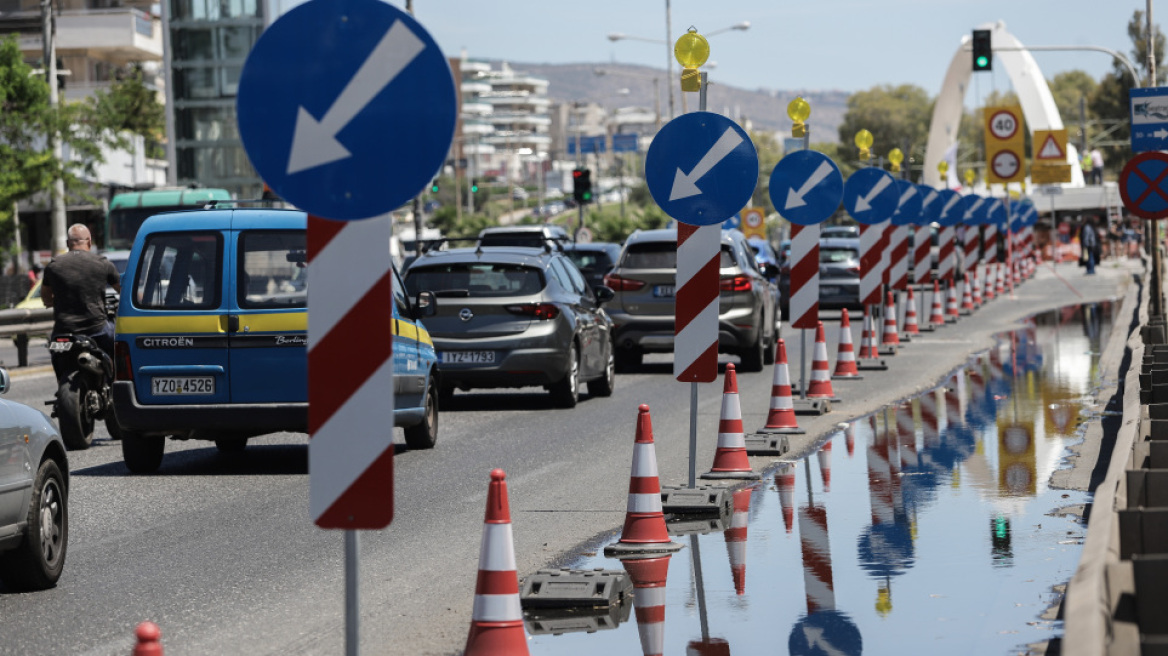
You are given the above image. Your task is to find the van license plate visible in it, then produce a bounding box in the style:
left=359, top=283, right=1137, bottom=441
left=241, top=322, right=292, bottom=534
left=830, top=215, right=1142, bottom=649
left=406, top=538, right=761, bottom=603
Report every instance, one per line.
left=653, top=285, right=675, bottom=298
left=441, top=351, right=495, bottom=364
left=820, top=286, right=840, bottom=296
left=152, top=377, right=215, bottom=395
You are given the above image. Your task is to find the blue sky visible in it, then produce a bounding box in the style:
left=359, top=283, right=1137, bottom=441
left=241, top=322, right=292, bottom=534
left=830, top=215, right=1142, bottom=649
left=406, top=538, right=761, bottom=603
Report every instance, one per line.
left=390, top=0, right=1154, bottom=101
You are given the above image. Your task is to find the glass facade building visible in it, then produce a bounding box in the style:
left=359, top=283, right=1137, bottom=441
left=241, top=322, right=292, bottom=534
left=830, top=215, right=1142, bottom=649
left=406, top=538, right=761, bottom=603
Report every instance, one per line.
left=167, top=0, right=264, bottom=197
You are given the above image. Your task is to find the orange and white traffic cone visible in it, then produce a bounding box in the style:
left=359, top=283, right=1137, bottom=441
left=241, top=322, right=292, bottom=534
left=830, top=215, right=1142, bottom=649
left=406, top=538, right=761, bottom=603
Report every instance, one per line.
left=983, top=264, right=995, bottom=301
left=760, top=339, right=804, bottom=434
left=881, top=291, right=900, bottom=348
left=465, top=469, right=529, bottom=656
left=961, top=273, right=975, bottom=313
left=621, top=555, right=672, bottom=656
left=929, top=280, right=945, bottom=327
left=132, top=622, right=163, bottom=656
left=775, top=463, right=795, bottom=533
left=902, top=287, right=920, bottom=336
left=858, top=306, right=878, bottom=360
left=816, top=439, right=833, bottom=492
left=807, top=322, right=840, bottom=401
left=605, top=405, right=683, bottom=556
left=702, top=364, right=760, bottom=480
left=972, top=267, right=983, bottom=307
left=724, top=487, right=753, bottom=596
left=845, top=421, right=856, bottom=456
left=945, top=281, right=959, bottom=321
left=832, top=309, right=863, bottom=380
left=996, top=263, right=1006, bottom=296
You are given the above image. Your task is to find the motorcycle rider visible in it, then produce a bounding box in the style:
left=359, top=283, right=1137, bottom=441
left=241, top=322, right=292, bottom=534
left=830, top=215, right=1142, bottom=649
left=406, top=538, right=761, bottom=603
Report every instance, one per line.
left=41, top=223, right=121, bottom=383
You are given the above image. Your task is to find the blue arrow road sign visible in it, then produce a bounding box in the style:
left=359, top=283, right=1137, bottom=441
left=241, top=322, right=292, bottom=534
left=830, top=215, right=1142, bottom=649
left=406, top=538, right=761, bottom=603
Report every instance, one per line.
left=645, top=112, right=758, bottom=226
left=958, top=194, right=985, bottom=224
left=988, top=198, right=1008, bottom=225
left=768, top=150, right=843, bottom=225
left=891, top=179, right=922, bottom=226
left=843, top=167, right=898, bottom=224
left=1013, top=201, right=1038, bottom=227
left=1130, top=87, right=1168, bottom=153
left=236, top=0, right=456, bottom=220
left=934, top=189, right=962, bottom=227
left=916, top=184, right=942, bottom=225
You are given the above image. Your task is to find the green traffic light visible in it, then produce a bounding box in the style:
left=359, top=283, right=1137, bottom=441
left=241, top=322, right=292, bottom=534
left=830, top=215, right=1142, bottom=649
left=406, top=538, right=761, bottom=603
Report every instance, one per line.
left=976, top=55, right=989, bottom=69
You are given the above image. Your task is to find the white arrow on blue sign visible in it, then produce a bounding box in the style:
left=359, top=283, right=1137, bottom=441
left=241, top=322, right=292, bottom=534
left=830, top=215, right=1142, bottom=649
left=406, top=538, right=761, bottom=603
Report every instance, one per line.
left=891, top=179, right=922, bottom=226
left=916, top=184, right=942, bottom=225
left=236, top=0, right=456, bottom=220
left=934, top=189, right=963, bottom=227
left=645, top=112, right=758, bottom=226
left=959, top=194, right=986, bottom=224
left=843, top=167, right=899, bottom=224
left=768, top=150, right=843, bottom=225
left=988, top=198, right=1008, bottom=225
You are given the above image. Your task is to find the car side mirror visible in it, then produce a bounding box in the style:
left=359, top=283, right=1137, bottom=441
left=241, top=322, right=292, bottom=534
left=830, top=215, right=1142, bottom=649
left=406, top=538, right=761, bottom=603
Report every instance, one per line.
left=0, top=367, right=10, bottom=395
left=592, top=285, right=615, bottom=304
left=414, top=290, right=437, bottom=318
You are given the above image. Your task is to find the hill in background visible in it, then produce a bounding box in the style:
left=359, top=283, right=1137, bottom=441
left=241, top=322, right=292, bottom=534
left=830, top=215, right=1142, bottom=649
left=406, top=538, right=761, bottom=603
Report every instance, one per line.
left=494, top=60, right=849, bottom=143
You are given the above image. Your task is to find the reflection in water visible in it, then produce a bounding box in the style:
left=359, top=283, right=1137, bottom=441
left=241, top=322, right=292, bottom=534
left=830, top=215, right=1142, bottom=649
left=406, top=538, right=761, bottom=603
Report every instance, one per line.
left=533, top=301, right=1116, bottom=655
left=621, top=555, right=671, bottom=656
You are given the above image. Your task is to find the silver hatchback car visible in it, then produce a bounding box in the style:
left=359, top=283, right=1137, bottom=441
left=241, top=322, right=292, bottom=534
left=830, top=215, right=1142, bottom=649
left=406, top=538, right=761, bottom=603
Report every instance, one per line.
left=603, top=228, right=780, bottom=373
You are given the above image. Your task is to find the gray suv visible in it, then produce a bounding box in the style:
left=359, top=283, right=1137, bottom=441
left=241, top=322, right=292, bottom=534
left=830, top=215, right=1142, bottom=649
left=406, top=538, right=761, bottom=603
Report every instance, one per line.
left=604, top=228, right=780, bottom=373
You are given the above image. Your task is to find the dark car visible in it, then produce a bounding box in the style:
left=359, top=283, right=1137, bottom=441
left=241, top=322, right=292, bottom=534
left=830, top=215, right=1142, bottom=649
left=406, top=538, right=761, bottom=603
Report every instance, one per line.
left=477, top=224, right=570, bottom=249
left=818, top=237, right=861, bottom=309
left=821, top=224, right=860, bottom=240
left=563, top=242, right=622, bottom=288
left=404, top=246, right=616, bottom=407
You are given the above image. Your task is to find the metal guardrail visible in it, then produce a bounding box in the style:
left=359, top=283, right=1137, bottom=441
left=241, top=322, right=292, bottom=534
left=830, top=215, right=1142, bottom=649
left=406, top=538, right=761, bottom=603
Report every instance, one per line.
left=0, top=308, right=54, bottom=367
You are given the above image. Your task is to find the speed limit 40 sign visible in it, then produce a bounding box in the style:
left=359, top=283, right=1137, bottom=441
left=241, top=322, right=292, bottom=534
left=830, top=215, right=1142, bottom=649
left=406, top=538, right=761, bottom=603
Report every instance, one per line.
left=984, top=105, right=1025, bottom=184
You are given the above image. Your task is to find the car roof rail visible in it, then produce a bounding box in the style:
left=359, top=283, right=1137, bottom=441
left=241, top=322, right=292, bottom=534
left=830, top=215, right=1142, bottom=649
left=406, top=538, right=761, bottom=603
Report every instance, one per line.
left=419, top=237, right=477, bottom=255
left=201, top=198, right=287, bottom=209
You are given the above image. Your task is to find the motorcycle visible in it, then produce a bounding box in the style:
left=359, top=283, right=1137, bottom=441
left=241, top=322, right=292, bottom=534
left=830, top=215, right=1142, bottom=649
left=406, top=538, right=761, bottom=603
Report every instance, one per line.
left=48, top=333, right=117, bottom=450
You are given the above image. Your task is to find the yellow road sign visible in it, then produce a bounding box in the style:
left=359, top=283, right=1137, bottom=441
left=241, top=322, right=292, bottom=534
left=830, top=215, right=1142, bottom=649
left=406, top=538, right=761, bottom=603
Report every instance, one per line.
left=984, top=104, right=1025, bottom=184
left=1031, top=163, right=1071, bottom=184
left=1033, top=129, right=1068, bottom=162
left=740, top=207, right=766, bottom=239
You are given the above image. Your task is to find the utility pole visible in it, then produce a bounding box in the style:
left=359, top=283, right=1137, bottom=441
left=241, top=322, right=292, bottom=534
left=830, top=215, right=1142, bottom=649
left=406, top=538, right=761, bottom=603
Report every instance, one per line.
left=406, top=0, right=423, bottom=257
left=41, top=0, right=67, bottom=254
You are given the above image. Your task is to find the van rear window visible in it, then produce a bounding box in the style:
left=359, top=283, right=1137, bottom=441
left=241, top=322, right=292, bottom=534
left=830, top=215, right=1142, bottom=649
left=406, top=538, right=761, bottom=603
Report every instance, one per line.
left=239, top=231, right=307, bottom=309
left=133, top=232, right=222, bottom=310
left=621, top=242, right=736, bottom=269
left=405, top=263, right=544, bottom=298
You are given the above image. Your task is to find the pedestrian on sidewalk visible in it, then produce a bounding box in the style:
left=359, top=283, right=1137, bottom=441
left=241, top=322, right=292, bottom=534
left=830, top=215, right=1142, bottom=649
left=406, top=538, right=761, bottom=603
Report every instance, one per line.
left=1080, top=217, right=1100, bottom=275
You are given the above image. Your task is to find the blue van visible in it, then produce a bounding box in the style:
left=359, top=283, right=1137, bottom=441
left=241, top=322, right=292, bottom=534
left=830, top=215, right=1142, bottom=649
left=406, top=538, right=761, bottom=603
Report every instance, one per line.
left=111, top=208, right=439, bottom=473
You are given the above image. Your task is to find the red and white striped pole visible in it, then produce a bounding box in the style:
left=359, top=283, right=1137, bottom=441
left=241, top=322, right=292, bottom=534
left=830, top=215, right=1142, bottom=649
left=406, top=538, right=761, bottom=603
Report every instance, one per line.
left=889, top=224, right=909, bottom=292
left=675, top=223, right=721, bottom=489
left=962, top=223, right=980, bottom=286
left=912, top=224, right=932, bottom=288
left=859, top=221, right=886, bottom=349
left=789, top=223, right=821, bottom=398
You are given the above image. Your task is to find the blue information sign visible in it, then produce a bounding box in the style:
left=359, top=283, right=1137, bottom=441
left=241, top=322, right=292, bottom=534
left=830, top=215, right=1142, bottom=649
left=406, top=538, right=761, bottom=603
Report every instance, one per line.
left=1130, top=87, right=1168, bottom=153
left=916, top=184, right=942, bottom=226
left=958, top=194, right=985, bottom=225
left=645, top=112, right=758, bottom=225
left=567, top=135, right=606, bottom=155
left=934, top=189, right=962, bottom=227
left=236, top=0, right=456, bottom=220
left=843, top=167, right=898, bottom=224
left=768, top=150, right=843, bottom=225
left=612, top=133, right=639, bottom=153
left=891, top=179, right=922, bottom=226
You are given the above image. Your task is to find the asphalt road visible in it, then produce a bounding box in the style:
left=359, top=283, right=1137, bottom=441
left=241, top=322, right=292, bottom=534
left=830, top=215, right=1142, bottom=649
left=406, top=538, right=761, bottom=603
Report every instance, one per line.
left=0, top=258, right=1137, bottom=656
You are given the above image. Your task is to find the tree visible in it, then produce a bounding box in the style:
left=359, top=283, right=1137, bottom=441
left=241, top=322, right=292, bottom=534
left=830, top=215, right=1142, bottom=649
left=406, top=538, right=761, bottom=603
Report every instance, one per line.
left=837, top=84, right=933, bottom=171
left=0, top=37, right=55, bottom=227
left=748, top=130, right=782, bottom=214
left=89, top=66, right=166, bottom=156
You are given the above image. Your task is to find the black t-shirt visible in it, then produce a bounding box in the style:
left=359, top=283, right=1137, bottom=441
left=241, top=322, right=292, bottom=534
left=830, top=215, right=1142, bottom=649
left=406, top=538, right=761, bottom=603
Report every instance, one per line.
left=43, top=251, right=120, bottom=334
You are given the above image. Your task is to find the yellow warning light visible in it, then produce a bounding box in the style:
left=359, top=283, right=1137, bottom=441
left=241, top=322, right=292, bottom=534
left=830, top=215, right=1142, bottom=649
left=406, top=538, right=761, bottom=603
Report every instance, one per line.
left=854, top=129, right=873, bottom=161
left=680, top=67, right=701, bottom=92
left=888, top=148, right=904, bottom=173
left=674, top=29, right=709, bottom=69
left=938, top=160, right=949, bottom=176
left=787, top=97, right=810, bottom=138
left=964, top=169, right=977, bottom=186
left=875, top=585, right=893, bottom=617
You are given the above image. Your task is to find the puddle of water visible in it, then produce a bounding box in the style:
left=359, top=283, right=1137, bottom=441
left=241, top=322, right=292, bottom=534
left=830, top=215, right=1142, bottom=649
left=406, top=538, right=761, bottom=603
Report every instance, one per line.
left=528, top=301, right=1117, bottom=656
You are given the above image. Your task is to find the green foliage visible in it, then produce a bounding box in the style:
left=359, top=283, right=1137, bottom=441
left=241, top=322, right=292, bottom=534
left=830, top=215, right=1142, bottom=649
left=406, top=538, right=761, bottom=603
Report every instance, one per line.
left=837, top=84, right=933, bottom=170
left=749, top=130, right=782, bottom=214
left=585, top=204, right=669, bottom=244
left=0, top=37, right=54, bottom=223
left=89, top=66, right=165, bottom=144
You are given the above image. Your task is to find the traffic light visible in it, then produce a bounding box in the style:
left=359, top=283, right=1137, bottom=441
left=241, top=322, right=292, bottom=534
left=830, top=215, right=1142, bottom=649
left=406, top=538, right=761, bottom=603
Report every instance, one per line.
left=430, top=179, right=439, bottom=193
left=572, top=168, right=592, bottom=204
left=972, top=29, right=992, bottom=72
left=471, top=178, right=479, bottom=194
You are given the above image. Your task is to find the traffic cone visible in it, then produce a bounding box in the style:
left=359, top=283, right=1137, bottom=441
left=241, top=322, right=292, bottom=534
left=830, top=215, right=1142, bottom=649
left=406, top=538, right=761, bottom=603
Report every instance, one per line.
left=807, top=322, right=840, bottom=401
left=760, top=339, right=804, bottom=434
left=775, top=463, right=795, bottom=533
left=902, top=287, right=920, bottom=335
left=621, top=555, right=672, bottom=656
left=702, top=364, right=760, bottom=480
left=929, top=281, right=945, bottom=327
left=832, top=309, right=863, bottom=380
left=858, top=306, right=878, bottom=359
left=961, top=273, right=974, bottom=313
left=945, top=281, right=959, bottom=321
left=972, top=267, right=983, bottom=307
left=464, top=469, right=529, bottom=656
left=816, top=439, right=833, bottom=492
left=996, top=263, right=1006, bottom=295
left=725, top=487, right=753, bottom=595
left=606, top=405, right=683, bottom=556
left=845, top=421, right=856, bottom=456
left=132, top=622, right=163, bottom=656
left=983, top=264, right=995, bottom=301
left=881, top=291, right=900, bottom=347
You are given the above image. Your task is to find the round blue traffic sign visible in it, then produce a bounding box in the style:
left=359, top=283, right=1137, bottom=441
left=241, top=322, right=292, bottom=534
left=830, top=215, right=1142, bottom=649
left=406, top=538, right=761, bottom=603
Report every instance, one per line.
left=237, top=0, right=457, bottom=220
left=916, top=184, right=943, bottom=225
left=934, top=189, right=963, bottom=227
left=1013, top=201, right=1038, bottom=227
left=645, top=112, right=758, bottom=226
left=1119, top=151, right=1168, bottom=220
left=957, top=194, right=983, bottom=225
left=789, top=610, right=863, bottom=656
left=988, top=198, right=1008, bottom=226
left=769, top=150, right=843, bottom=225
left=843, top=167, right=899, bottom=224
left=891, top=179, right=922, bottom=226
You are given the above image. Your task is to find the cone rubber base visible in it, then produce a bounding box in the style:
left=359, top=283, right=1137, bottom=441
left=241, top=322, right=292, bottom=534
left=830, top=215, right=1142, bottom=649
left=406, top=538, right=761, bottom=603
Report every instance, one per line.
left=928, top=322, right=945, bottom=330
left=793, top=398, right=830, bottom=415
left=604, top=540, right=683, bottom=557
left=917, top=325, right=936, bottom=332
left=960, top=309, right=972, bottom=316
left=857, top=359, right=888, bottom=371
left=878, top=346, right=898, bottom=356
left=946, top=316, right=958, bottom=323
left=700, top=469, right=761, bottom=480
left=756, top=425, right=806, bottom=434
left=745, top=433, right=790, bottom=455
left=900, top=333, right=914, bottom=342
left=832, top=373, right=863, bottom=381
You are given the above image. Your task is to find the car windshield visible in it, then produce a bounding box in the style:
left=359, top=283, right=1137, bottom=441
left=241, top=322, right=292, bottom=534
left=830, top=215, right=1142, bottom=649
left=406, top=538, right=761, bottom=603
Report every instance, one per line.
left=565, top=250, right=613, bottom=271
left=406, top=263, right=545, bottom=297
left=621, top=242, right=736, bottom=269
left=479, top=234, right=549, bottom=248
left=820, top=247, right=859, bottom=263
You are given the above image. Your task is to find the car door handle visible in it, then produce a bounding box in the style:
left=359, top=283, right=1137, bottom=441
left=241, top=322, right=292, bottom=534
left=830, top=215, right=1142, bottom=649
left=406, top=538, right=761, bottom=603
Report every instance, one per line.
left=227, top=315, right=240, bottom=332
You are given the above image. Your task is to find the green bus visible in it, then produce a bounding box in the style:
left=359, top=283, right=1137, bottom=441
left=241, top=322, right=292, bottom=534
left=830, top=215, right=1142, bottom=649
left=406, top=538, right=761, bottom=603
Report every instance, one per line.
left=105, top=187, right=233, bottom=251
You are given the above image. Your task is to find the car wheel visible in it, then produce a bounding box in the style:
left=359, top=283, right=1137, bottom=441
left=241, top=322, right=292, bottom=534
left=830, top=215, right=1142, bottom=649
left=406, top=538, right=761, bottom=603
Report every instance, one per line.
left=739, top=331, right=765, bottom=373
left=0, top=459, right=67, bottom=591
left=104, top=416, right=123, bottom=441
left=404, top=381, right=439, bottom=449
left=122, top=434, right=165, bottom=474
left=615, top=348, right=642, bottom=372
left=550, top=343, right=580, bottom=408
left=215, top=438, right=248, bottom=453
left=587, top=346, right=616, bottom=397
left=438, top=383, right=455, bottom=407
left=56, top=375, right=95, bottom=451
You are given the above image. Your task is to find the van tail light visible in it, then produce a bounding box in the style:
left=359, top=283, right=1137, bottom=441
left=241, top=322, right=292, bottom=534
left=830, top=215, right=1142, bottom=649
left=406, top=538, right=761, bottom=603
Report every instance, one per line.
left=848, top=265, right=861, bottom=274
left=603, top=273, right=646, bottom=291
left=114, top=340, right=133, bottom=381
left=720, top=275, right=752, bottom=292
left=505, top=303, right=560, bottom=320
